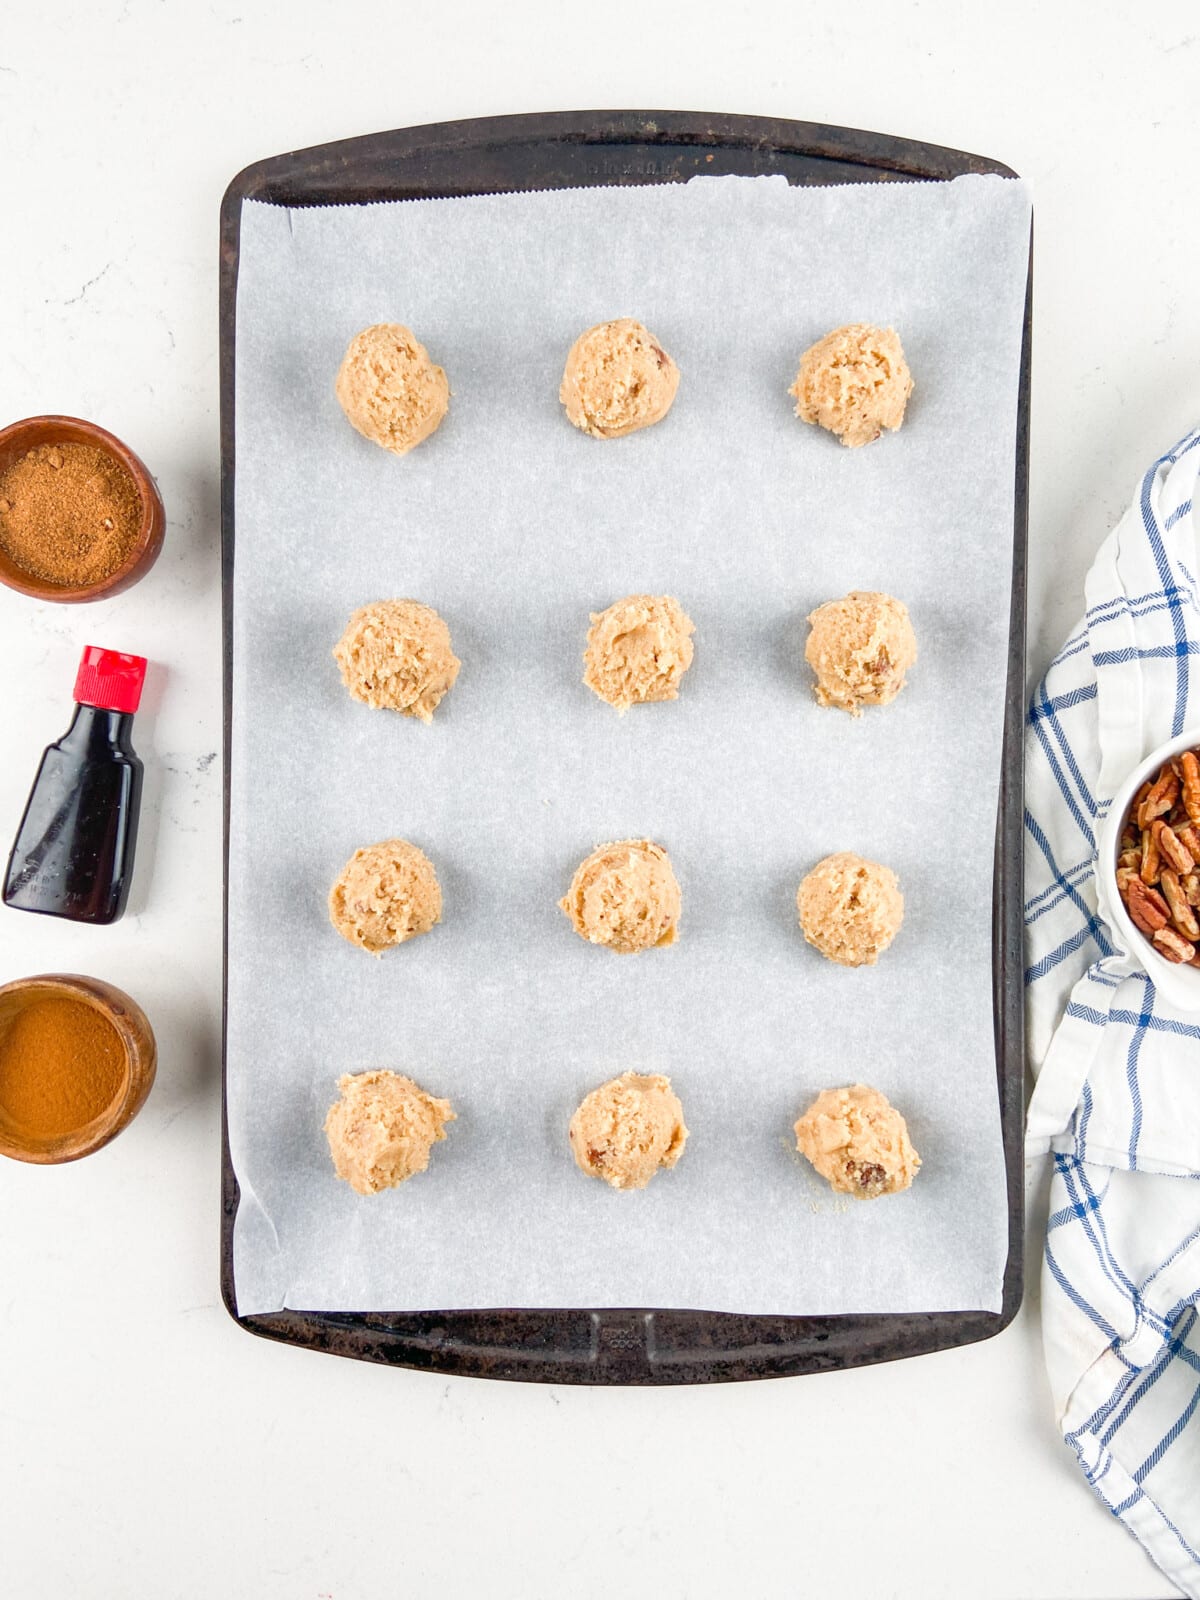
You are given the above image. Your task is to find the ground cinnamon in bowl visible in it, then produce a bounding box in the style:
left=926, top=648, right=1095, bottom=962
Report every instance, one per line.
left=0, top=974, right=155, bottom=1163
left=0, top=995, right=128, bottom=1151
left=0, top=441, right=141, bottom=587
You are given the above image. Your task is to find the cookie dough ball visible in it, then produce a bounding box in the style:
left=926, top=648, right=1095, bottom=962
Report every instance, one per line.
left=325, top=1070, right=455, bottom=1196
left=794, top=1084, right=920, bottom=1199
left=569, top=1072, right=688, bottom=1190
left=583, top=594, right=695, bottom=713
left=329, top=838, right=442, bottom=956
left=797, top=852, right=903, bottom=967
left=560, top=839, right=681, bottom=954
left=334, top=599, right=460, bottom=723
left=335, top=323, right=449, bottom=455
left=789, top=323, right=912, bottom=449
left=805, top=591, right=917, bottom=715
left=560, top=319, right=679, bottom=439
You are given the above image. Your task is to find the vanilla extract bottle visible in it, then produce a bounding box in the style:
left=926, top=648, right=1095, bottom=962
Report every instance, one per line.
left=3, top=647, right=147, bottom=925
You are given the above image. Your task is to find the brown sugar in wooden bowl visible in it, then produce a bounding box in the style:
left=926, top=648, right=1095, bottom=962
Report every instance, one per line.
left=0, top=415, right=165, bottom=603
left=0, top=974, right=156, bottom=1164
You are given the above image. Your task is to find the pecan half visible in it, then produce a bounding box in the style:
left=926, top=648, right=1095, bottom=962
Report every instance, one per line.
left=1182, top=751, right=1200, bottom=824
left=1155, top=818, right=1195, bottom=875
left=1186, top=871, right=1200, bottom=908
left=1177, top=823, right=1200, bottom=861
left=1141, top=825, right=1162, bottom=884
left=1161, top=869, right=1200, bottom=940
left=1125, top=876, right=1169, bottom=934
left=1139, top=770, right=1179, bottom=829
left=1154, top=925, right=1196, bottom=964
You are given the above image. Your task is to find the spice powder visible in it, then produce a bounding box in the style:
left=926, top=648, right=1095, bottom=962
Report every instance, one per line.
left=0, top=442, right=141, bottom=586
left=0, top=997, right=126, bottom=1141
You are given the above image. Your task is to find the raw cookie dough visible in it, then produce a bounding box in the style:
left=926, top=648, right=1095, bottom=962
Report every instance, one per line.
left=805, top=591, right=917, bottom=715
left=334, top=599, right=460, bottom=722
left=560, top=839, right=681, bottom=954
left=797, top=852, right=903, bottom=967
left=569, top=1072, right=688, bottom=1190
left=560, top=319, right=679, bottom=439
left=583, top=594, right=695, bottom=713
left=325, top=1070, right=455, bottom=1196
left=794, top=1083, right=920, bottom=1199
left=335, top=323, right=449, bottom=454
left=789, top=323, right=913, bottom=449
left=329, top=838, right=442, bottom=955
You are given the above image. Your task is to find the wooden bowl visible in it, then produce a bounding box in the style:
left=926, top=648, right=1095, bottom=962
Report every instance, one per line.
left=0, top=974, right=157, bottom=1164
left=0, top=415, right=165, bottom=602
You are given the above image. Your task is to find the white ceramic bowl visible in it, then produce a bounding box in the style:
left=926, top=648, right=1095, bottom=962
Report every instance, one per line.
left=1097, top=727, right=1200, bottom=1012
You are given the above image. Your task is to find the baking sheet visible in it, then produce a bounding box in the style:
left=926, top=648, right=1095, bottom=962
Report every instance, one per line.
left=228, top=172, right=1031, bottom=1317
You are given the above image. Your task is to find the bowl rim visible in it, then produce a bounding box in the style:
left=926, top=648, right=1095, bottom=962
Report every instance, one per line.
left=0, top=413, right=165, bottom=603
left=0, top=972, right=157, bottom=1164
left=1099, top=725, right=1200, bottom=1007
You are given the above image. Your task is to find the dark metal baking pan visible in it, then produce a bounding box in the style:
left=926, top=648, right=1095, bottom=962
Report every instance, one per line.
left=219, top=109, right=1030, bottom=1383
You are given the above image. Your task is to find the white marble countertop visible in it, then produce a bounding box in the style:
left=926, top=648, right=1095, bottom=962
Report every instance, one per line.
left=0, top=4, right=1195, bottom=1596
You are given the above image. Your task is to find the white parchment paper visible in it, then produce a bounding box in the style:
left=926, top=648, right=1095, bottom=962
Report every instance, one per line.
left=229, top=174, right=1031, bottom=1317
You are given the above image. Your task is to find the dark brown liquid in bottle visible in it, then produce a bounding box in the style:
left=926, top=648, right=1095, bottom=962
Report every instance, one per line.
left=3, top=704, right=143, bottom=924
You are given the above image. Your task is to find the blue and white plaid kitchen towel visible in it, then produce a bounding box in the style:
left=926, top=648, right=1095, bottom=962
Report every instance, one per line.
left=1025, top=425, right=1200, bottom=1597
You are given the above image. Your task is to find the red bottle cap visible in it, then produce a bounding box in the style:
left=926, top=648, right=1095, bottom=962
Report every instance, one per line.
left=73, top=647, right=147, bottom=714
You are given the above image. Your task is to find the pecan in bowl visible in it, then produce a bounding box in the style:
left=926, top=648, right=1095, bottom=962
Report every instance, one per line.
left=1100, top=730, right=1200, bottom=1010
